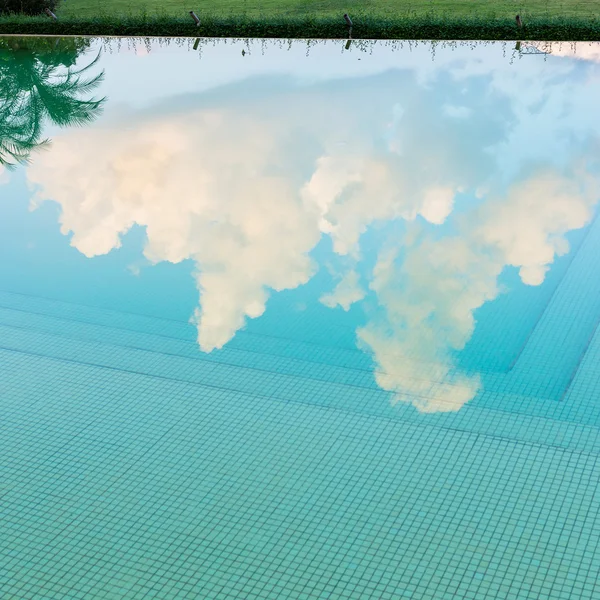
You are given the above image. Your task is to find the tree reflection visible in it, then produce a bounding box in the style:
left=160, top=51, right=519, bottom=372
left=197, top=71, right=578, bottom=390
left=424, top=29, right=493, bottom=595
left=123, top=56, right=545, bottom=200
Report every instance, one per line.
left=0, top=37, right=105, bottom=167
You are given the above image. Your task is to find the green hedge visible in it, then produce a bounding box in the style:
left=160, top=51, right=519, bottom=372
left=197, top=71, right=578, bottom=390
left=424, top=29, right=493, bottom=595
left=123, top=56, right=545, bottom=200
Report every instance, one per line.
left=0, top=14, right=599, bottom=40
left=0, top=0, right=57, bottom=16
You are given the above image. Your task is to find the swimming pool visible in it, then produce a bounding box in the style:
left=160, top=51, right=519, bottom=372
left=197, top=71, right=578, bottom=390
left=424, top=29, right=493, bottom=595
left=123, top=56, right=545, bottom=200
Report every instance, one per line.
left=1, top=36, right=600, bottom=599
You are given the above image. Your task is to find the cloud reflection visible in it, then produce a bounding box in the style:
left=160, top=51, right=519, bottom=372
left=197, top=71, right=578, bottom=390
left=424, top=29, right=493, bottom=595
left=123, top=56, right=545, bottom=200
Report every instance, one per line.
left=358, top=167, right=599, bottom=412
left=27, top=48, right=600, bottom=413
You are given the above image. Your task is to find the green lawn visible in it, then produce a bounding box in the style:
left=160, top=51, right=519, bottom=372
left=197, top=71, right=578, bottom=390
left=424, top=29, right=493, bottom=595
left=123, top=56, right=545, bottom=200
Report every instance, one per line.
left=2, top=0, right=599, bottom=40
left=57, top=0, right=600, bottom=20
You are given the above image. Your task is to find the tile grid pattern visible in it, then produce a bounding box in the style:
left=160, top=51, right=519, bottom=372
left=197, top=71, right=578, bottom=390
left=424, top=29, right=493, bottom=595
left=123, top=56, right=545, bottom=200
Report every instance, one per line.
left=1, top=288, right=600, bottom=599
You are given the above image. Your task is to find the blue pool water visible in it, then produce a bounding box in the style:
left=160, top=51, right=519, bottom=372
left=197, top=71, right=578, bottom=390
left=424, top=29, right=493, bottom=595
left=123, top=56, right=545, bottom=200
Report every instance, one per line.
left=2, top=37, right=600, bottom=599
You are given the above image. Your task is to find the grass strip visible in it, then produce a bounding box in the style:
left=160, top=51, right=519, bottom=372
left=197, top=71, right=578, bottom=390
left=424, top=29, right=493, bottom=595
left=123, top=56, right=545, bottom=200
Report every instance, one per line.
left=0, top=14, right=599, bottom=40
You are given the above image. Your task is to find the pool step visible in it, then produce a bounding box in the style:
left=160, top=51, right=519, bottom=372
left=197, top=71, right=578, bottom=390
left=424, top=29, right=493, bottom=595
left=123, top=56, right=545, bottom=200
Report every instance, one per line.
left=0, top=291, right=472, bottom=394
left=1, top=322, right=442, bottom=415
left=0, top=305, right=382, bottom=391
left=0, top=291, right=381, bottom=372
left=4, top=279, right=600, bottom=412
left=0, top=325, right=475, bottom=420
left=2, top=345, right=600, bottom=459
left=501, top=214, right=600, bottom=402
left=0, top=291, right=369, bottom=368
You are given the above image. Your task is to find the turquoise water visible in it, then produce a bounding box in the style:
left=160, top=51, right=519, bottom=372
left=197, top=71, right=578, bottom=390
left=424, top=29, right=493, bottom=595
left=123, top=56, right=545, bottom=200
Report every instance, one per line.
left=2, top=37, right=600, bottom=599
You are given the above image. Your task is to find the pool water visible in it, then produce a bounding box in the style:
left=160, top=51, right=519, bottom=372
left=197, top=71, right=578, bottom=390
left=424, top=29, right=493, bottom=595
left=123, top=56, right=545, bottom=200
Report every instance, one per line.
left=2, top=37, right=600, bottom=599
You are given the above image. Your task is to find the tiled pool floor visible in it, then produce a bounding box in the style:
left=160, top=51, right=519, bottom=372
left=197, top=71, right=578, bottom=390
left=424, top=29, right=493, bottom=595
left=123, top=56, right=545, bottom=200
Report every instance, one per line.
left=3, top=37, right=600, bottom=600
left=1, top=288, right=600, bottom=599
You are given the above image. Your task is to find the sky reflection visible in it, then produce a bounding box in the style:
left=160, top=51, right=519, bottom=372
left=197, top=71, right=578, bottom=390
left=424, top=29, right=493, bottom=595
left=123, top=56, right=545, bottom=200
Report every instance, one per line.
left=4, top=38, right=600, bottom=413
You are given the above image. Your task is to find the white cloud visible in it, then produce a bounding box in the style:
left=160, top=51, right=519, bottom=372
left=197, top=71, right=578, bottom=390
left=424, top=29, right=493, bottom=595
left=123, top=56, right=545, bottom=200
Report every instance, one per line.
left=28, top=108, right=322, bottom=352
left=357, top=235, right=498, bottom=413
left=28, top=72, right=483, bottom=353
left=421, top=186, right=456, bottom=225
left=320, top=269, right=365, bottom=311
left=301, top=154, right=460, bottom=257
left=25, top=54, right=600, bottom=413
left=357, top=167, right=599, bottom=413
left=473, top=169, right=599, bottom=285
